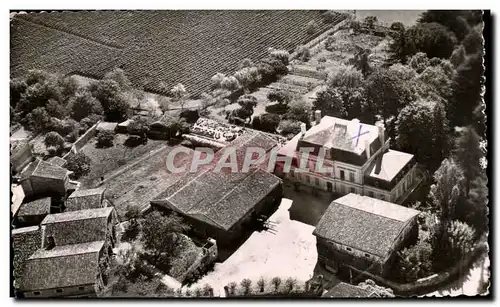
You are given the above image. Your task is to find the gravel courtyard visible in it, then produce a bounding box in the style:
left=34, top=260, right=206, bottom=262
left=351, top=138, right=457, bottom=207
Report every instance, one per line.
left=184, top=198, right=318, bottom=296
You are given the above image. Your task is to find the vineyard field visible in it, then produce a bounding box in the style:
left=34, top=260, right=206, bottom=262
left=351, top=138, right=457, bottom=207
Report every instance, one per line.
left=11, top=10, right=346, bottom=97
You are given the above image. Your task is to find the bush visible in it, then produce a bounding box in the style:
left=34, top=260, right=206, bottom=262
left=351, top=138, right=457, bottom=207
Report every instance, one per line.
left=97, top=130, right=114, bottom=148
left=322, top=11, right=338, bottom=23
left=202, top=284, right=213, bottom=297
left=252, top=113, right=280, bottom=133
left=364, top=16, right=378, bottom=29
left=65, top=152, right=91, bottom=179
left=240, top=278, right=252, bottom=295
left=194, top=287, right=202, bottom=297
left=295, top=46, right=311, bottom=62
left=122, top=219, right=140, bottom=242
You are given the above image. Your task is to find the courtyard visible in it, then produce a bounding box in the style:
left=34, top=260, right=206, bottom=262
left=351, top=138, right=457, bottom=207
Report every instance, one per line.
left=182, top=198, right=319, bottom=296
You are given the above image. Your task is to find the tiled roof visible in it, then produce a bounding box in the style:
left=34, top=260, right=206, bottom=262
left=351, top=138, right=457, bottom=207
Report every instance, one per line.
left=46, top=156, right=67, bottom=167
left=313, top=194, right=420, bottom=257
left=41, top=207, right=114, bottom=246
left=323, top=282, right=375, bottom=298
left=66, top=188, right=106, bottom=211
left=367, top=149, right=414, bottom=182
left=20, top=159, right=68, bottom=181
left=302, top=116, right=379, bottom=155
left=154, top=130, right=281, bottom=231
left=12, top=226, right=41, bottom=283
left=19, top=241, right=104, bottom=291
left=42, top=207, right=114, bottom=224
left=17, top=197, right=51, bottom=217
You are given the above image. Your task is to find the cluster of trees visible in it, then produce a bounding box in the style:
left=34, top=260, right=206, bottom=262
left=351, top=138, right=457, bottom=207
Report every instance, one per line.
left=211, top=48, right=290, bottom=95
left=394, top=125, right=486, bottom=282
left=226, top=276, right=301, bottom=296
left=11, top=68, right=136, bottom=154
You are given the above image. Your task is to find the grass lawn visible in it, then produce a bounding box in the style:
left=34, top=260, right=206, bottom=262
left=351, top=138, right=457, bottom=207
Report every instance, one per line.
left=79, top=134, right=166, bottom=188
left=183, top=199, right=318, bottom=296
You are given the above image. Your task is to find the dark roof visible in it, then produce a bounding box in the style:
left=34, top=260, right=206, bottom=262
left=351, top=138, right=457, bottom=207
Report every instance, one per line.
left=66, top=187, right=106, bottom=211
left=41, top=207, right=114, bottom=246
left=153, top=130, right=281, bottom=231
left=20, top=159, right=68, bottom=181
left=313, top=194, right=420, bottom=257
left=12, top=226, right=41, bottom=283
left=19, top=241, right=104, bottom=291
left=323, top=282, right=375, bottom=298
left=46, top=156, right=67, bottom=167
left=17, top=197, right=51, bottom=217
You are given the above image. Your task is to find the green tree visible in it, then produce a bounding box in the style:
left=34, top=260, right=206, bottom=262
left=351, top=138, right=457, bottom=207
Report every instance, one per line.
left=97, top=130, right=114, bottom=148
left=104, top=68, right=132, bottom=90
left=45, top=99, right=67, bottom=119
left=257, top=277, right=266, bottom=292
left=267, top=89, right=293, bottom=104
left=240, top=279, right=252, bottom=295
left=462, top=27, right=483, bottom=55
left=327, top=64, right=364, bottom=88
left=284, top=277, right=297, bottom=293
left=210, top=72, right=225, bottom=89
left=306, top=20, right=318, bottom=35
left=270, top=49, right=290, bottom=66
left=271, top=277, right=281, bottom=292
left=238, top=58, right=254, bottom=69
left=450, top=45, right=467, bottom=68
left=65, top=152, right=92, bottom=179
left=364, top=16, right=378, bottom=29
left=446, top=220, right=476, bottom=264
left=220, top=76, right=240, bottom=92
left=396, top=100, right=451, bottom=171
left=295, top=45, right=311, bottom=62
left=252, top=113, right=280, bottom=133
left=170, top=83, right=187, bottom=101
left=418, top=10, right=481, bottom=41
left=44, top=131, right=64, bottom=147
left=237, top=94, right=258, bottom=113
left=313, top=88, right=347, bottom=119
left=24, top=107, right=53, bottom=133
left=430, top=159, right=464, bottom=223
left=453, top=126, right=483, bottom=195
left=10, top=78, right=27, bottom=108
left=140, top=211, right=191, bottom=267
left=409, top=52, right=431, bottom=73
left=395, top=241, right=434, bottom=282
left=234, top=67, right=261, bottom=90
left=365, top=68, right=415, bottom=125
left=449, top=52, right=484, bottom=128
left=68, top=90, right=104, bottom=121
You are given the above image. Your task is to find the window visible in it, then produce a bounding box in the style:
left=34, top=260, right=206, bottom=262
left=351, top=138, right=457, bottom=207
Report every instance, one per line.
left=78, top=287, right=85, bottom=291
left=380, top=194, right=385, bottom=200
left=305, top=175, right=310, bottom=184
left=340, top=170, right=345, bottom=180
left=349, top=172, right=355, bottom=182
left=346, top=247, right=352, bottom=252
left=56, top=289, right=63, bottom=293
left=365, top=253, right=371, bottom=258
left=368, top=191, right=374, bottom=198
left=350, top=187, right=355, bottom=194
left=315, top=177, right=320, bottom=186
left=33, top=291, right=41, bottom=296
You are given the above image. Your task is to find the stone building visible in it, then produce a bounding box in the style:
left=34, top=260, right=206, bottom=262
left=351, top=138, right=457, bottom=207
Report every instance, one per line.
left=65, top=187, right=107, bottom=212
left=15, top=197, right=51, bottom=227
left=313, top=193, right=420, bottom=278
left=275, top=112, right=420, bottom=204
left=19, top=158, right=70, bottom=199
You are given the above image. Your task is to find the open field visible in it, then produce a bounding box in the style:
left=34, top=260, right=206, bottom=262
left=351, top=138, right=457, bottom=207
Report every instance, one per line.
left=79, top=134, right=166, bottom=188
left=11, top=11, right=346, bottom=97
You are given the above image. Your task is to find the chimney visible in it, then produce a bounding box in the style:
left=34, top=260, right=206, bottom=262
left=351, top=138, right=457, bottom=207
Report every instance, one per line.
left=300, top=122, right=307, bottom=134
left=376, top=122, right=385, bottom=145
left=365, top=139, right=371, bottom=159
left=314, top=110, right=322, bottom=125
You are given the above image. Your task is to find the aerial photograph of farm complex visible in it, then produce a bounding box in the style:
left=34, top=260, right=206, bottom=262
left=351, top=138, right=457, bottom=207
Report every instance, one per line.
left=9, top=9, right=489, bottom=298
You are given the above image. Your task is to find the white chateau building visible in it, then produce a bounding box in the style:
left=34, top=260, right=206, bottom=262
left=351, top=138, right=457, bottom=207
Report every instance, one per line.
left=275, top=111, right=420, bottom=204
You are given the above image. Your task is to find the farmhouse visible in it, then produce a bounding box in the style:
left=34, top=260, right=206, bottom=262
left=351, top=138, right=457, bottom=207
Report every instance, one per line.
left=313, top=193, right=420, bottom=277
left=18, top=240, right=108, bottom=297
left=276, top=112, right=420, bottom=204
left=152, top=128, right=283, bottom=244
left=16, top=197, right=51, bottom=227
left=66, top=187, right=107, bottom=211
left=40, top=207, right=117, bottom=250
left=19, top=158, right=71, bottom=199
